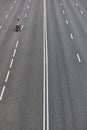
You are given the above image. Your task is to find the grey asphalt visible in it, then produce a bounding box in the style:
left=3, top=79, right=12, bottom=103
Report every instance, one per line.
left=0, top=0, right=43, bottom=129
left=47, top=0, right=87, bottom=130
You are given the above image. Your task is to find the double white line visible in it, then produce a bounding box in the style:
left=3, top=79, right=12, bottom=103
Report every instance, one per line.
left=43, top=0, right=49, bottom=129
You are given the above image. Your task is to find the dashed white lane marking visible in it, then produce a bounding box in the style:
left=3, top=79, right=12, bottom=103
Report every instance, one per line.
left=66, top=19, right=68, bottom=24
left=13, top=49, right=16, bottom=57
left=27, top=6, right=29, bottom=9
left=16, top=40, right=19, bottom=48
left=15, top=0, right=17, bottom=3
left=5, top=71, right=10, bottom=83
left=63, top=10, right=65, bottom=14
left=29, top=0, right=31, bottom=2
left=80, top=10, right=84, bottom=14
left=21, top=25, right=24, bottom=30
left=25, top=14, right=27, bottom=18
left=5, top=15, right=8, bottom=19
left=0, top=26, right=2, bottom=29
left=9, top=58, right=14, bottom=69
left=77, top=53, right=81, bottom=63
left=70, top=33, right=74, bottom=39
left=0, top=86, right=6, bottom=101
left=76, top=3, right=79, bottom=7
left=60, top=3, right=62, bottom=6
left=11, top=6, right=13, bottom=10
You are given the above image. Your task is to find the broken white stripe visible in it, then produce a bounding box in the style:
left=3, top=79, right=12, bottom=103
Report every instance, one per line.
left=9, top=59, right=14, bottom=68
left=66, top=19, right=68, bottom=24
left=0, top=26, right=2, bottom=29
left=0, top=86, right=6, bottom=101
left=60, top=3, right=62, bottom=6
left=21, top=25, right=24, bottom=30
left=70, top=33, right=74, bottom=39
left=27, top=6, right=29, bottom=9
left=80, top=10, right=84, bottom=14
left=5, top=71, right=10, bottom=83
left=13, top=49, right=16, bottom=57
left=25, top=14, right=27, bottom=18
left=77, top=53, right=81, bottom=63
left=15, top=0, right=16, bottom=3
left=11, top=6, right=13, bottom=10
left=63, top=10, right=65, bottom=14
left=16, top=40, right=19, bottom=48
left=76, top=3, right=78, bottom=6
left=5, top=15, right=8, bottom=19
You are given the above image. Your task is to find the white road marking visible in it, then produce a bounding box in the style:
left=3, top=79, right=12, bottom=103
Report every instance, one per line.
left=15, top=0, right=17, bottom=3
left=0, top=86, right=6, bottom=101
left=27, top=6, right=29, bottom=9
left=63, top=10, right=65, bottom=14
left=11, top=6, right=13, bottom=10
left=60, top=3, right=62, bottom=6
left=66, top=19, right=68, bottom=24
left=29, top=0, right=31, bottom=2
left=9, top=59, right=14, bottom=68
left=76, top=3, right=78, bottom=6
left=13, top=49, right=16, bottom=57
left=70, top=33, right=74, bottom=39
left=5, top=15, right=8, bottom=19
left=16, top=40, right=19, bottom=48
left=25, top=14, right=27, bottom=18
left=21, top=25, right=24, bottom=30
left=44, top=0, right=49, bottom=129
left=5, top=71, right=10, bottom=83
left=0, top=26, right=2, bottom=29
left=80, top=10, right=84, bottom=14
left=77, top=53, right=81, bottom=63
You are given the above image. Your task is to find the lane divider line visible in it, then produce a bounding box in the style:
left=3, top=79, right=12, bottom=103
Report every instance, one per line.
left=63, top=10, right=65, bottom=14
left=66, top=19, right=68, bottom=24
left=9, top=59, right=14, bottom=69
left=5, top=71, right=10, bottom=83
left=27, top=6, right=29, bottom=9
left=76, top=3, right=79, bottom=7
left=0, top=86, right=6, bottom=101
left=80, top=10, right=84, bottom=14
left=70, top=33, right=74, bottom=39
left=13, top=49, right=16, bottom=57
left=0, top=26, right=2, bottom=29
left=16, top=40, right=19, bottom=48
left=5, top=15, right=8, bottom=19
left=11, top=6, right=13, bottom=10
left=77, top=53, right=81, bottom=63
left=60, top=3, right=62, bottom=6
left=25, top=14, right=27, bottom=18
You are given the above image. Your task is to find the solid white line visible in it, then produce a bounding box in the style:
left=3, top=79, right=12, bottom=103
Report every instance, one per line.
left=44, top=0, right=49, bottom=129
left=63, top=10, right=65, bottom=14
left=9, top=58, right=14, bottom=68
left=77, top=53, right=81, bottom=63
left=70, top=33, right=74, bottom=39
left=16, top=40, right=19, bottom=48
left=5, top=71, right=10, bottom=83
left=43, top=0, right=46, bottom=129
left=80, top=10, right=84, bottom=14
left=0, top=86, right=6, bottom=101
left=13, top=49, right=16, bottom=57
left=5, top=15, right=8, bottom=19
left=66, top=19, right=68, bottom=24
left=76, top=3, right=78, bottom=7
left=25, top=14, right=27, bottom=18
left=60, top=3, right=62, bottom=6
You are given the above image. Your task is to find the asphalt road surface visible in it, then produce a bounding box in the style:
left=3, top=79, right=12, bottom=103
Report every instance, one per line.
left=0, top=0, right=87, bottom=130
left=0, top=0, right=43, bottom=129
left=46, top=0, right=87, bottom=130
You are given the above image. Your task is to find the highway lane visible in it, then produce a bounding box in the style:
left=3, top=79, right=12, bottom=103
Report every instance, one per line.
left=0, top=0, right=43, bottom=129
left=46, top=0, right=87, bottom=130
